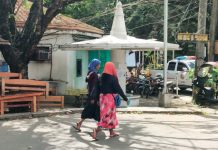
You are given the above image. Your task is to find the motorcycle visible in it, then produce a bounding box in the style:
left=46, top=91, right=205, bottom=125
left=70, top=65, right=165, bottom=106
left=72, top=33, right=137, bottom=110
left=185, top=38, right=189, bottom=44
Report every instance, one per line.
left=126, top=76, right=138, bottom=94
left=138, top=78, right=150, bottom=98
left=139, top=76, right=164, bottom=98
left=193, top=76, right=218, bottom=105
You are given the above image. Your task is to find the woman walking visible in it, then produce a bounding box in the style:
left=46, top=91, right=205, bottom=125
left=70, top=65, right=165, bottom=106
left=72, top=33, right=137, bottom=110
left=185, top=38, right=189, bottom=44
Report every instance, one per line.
left=73, top=59, right=101, bottom=131
left=91, top=62, right=128, bottom=139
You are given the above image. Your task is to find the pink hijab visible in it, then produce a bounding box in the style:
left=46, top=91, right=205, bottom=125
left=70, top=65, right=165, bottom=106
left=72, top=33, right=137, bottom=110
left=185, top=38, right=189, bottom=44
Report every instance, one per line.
left=103, top=62, right=118, bottom=78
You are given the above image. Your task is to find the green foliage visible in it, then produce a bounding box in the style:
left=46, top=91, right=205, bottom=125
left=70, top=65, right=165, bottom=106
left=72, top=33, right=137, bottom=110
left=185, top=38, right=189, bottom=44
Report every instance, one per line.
left=23, top=0, right=31, bottom=8
left=61, top=0, right=200, bottom=48
left=188, top=69, right=195, bottom=79
left=63, top=0, right=116, bottom=33
left=37, top=0, right=212, bottom=56
left=205, top=68, right=218, bottom=91
left=211, top=68, right=218, bottom=81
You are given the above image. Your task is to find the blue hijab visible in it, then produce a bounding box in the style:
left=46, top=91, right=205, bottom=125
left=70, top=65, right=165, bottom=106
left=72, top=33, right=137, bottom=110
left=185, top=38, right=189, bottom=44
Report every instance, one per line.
left=88, top=59, right=101, bottom=73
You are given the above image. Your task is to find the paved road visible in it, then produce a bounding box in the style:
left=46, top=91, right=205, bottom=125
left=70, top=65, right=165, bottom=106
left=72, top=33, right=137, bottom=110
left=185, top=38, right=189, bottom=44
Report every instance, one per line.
left=0, top=113, right=218, bottom=150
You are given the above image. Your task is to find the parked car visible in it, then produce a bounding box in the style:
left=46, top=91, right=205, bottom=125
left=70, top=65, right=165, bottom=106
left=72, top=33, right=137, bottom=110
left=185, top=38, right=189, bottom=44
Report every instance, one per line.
left=150, top=56, right=195, bottom=90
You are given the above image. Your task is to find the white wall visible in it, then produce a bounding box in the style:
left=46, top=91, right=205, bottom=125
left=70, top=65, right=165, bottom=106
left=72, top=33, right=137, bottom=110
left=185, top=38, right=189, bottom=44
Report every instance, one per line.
left=28, top=33, right=88, bottom=95
left=0, top=33, right=92, bottom=95
left=75, top=51, right=89, bottom=89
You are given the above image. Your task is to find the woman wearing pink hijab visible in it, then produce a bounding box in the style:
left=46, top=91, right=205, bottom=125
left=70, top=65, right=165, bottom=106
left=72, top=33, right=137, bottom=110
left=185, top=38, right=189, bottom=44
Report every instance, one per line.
left=91, top=62, right=128, bottom=140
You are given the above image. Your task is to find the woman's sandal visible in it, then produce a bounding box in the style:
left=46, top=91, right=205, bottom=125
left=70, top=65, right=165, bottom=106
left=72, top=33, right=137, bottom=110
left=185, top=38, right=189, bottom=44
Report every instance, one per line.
left=73, top=123, right=81, bottom=132
left=109, top=133, right=119, bottom=138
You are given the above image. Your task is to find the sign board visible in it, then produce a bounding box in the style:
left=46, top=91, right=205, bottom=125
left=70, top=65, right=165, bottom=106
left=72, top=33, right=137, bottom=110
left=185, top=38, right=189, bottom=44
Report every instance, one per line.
left=177, top=33, right=208, bottom=42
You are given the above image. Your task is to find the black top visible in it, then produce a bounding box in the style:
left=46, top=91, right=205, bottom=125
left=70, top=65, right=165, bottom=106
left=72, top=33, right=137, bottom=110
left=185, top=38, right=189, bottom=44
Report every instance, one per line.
left=86, top=71, right=100, bottom=101
left=86, top=71, right=99, bottom=94
left=100, top=73, right=128, bottom=101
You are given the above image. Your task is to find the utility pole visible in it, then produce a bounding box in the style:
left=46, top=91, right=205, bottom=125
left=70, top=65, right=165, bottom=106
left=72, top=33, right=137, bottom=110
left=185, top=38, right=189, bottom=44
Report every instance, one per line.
left=195, top=0, right=208, bottom=77
left=193, top=0, right=208, bottom=102
left=163, top=0, right=168, bottom=94
left=208, top=0, right=218, bottom=61
left=159, top=0, right=170, bottom=108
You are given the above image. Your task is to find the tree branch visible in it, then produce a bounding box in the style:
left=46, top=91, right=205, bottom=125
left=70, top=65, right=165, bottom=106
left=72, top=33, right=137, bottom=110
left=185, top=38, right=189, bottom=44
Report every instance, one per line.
left=18, top=0, right=43, bottom=46
left=1, top=0, right=82, bottom=66
left=0, top=0, right=12, bottom=41
left=42, top=0, right=82, bottom=33
left=8, top=0, right=18, bottom=44
left=63, top=0, right=82, bottom=6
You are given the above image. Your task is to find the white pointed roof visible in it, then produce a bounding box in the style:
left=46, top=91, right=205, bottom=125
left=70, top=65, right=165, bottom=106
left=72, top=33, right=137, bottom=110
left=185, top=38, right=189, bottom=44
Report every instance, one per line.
left=110, top=2, right=127, bottom=39
left=60, top=2, right=180, bottom=51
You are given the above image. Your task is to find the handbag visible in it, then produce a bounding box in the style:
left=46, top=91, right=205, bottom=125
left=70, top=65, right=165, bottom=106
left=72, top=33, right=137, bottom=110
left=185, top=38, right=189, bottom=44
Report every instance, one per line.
left=113, top=94, right=121, bottom=107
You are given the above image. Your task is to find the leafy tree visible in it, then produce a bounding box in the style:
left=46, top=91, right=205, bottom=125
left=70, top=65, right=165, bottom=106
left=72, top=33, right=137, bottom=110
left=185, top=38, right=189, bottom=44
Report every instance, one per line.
left=63, top=0, right=203, bottom=56
left=0, top=0, right=82, bottom=77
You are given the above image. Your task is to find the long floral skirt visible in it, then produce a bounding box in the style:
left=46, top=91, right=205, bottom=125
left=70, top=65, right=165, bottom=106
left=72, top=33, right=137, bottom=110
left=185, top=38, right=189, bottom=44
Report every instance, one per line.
left=97, top=94, right=118, bottom=129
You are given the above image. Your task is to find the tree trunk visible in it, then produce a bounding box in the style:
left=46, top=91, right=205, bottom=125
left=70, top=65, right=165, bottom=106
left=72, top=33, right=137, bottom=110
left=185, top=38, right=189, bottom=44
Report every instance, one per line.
left=0, top=45, right=29, bottom=78
left=9, top=63, right=28, bottom=79
left=0, top=0, right=82, bottom=79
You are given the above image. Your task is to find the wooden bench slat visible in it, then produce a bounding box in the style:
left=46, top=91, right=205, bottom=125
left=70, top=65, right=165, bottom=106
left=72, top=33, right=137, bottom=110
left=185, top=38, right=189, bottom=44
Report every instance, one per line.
left=0, top=95, right=37, bottom=115
left=1, top=97, right=36, bottom=102
left=4, top=79, right=48, bottom=86
left=0, top=92, right=44, bottom=100
left=37, top=96, right=63, bottom=101
left=5, top=86, right=46, bottom=92
left=1, top=79, right=49, bottom=96
left=6, top=104, right=31, bottom=108
left=37, top=96, right=64, bottom=109
left=0, top=73, right=22, bottom=79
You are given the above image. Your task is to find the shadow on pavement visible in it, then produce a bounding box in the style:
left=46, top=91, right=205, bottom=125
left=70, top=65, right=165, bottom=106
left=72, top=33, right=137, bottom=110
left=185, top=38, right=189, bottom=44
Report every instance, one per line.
left=0, top=114, right=218, bottom=150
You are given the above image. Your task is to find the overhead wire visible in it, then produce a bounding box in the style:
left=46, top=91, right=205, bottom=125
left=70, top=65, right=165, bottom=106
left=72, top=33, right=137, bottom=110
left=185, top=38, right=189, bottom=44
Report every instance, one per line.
left=128, top=5, right=199, bottom=31
left=74, top=0, right=198, bottom=23
left=60, top=0, right=199, bottom=36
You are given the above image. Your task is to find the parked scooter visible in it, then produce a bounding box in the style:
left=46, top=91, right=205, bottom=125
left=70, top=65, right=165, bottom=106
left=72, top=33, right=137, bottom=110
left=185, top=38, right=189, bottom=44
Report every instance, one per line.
left=139, top=76, right=164, bottom=98
left=138, top=78, right=150, bottom=98
left=193, top=76, right=218, bottom=105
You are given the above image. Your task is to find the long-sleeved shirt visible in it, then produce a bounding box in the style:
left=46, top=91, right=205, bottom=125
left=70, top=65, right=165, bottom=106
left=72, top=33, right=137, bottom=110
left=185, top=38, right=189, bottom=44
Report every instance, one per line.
left=86, top=71, right=100, bottom=102
left=100, top=73, right=128, bottom=101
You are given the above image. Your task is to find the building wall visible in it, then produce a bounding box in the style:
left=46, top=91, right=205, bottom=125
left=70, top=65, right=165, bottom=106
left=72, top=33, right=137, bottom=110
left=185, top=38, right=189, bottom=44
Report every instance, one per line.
left=89, top=50, right=111, bottom=73
left=75, top=51, right=89, bottom=89
left=0, top=33, right=98, bottom=95
left=28, top=34, right=88, bottom=95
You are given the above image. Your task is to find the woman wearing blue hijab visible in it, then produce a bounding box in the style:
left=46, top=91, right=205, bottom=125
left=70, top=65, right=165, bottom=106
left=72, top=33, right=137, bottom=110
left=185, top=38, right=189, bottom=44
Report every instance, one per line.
left=88, top=59, right=101, bottom=73
left=74, top=59, right=101, bottom=131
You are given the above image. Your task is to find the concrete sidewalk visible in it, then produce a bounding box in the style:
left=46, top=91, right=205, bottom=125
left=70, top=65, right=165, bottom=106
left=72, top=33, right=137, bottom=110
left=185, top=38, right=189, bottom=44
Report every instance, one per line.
left=1, top=105, right=217, bottom=121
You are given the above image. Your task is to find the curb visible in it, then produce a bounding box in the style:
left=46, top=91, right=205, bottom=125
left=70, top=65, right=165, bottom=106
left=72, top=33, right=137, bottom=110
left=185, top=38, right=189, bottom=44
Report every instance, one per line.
left=0, top=108, right=203, bottom=121
left=0, top=109, right=82, bottom=121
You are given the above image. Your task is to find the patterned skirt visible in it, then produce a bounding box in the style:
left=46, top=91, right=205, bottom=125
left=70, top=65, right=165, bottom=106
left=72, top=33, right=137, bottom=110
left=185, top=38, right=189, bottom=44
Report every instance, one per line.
left=97, top=94, right=118, bottom=129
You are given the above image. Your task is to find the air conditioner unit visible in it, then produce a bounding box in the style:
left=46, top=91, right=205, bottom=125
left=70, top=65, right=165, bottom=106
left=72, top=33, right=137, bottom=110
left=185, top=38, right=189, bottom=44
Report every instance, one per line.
left=35, top=50, right=51, bottom=61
